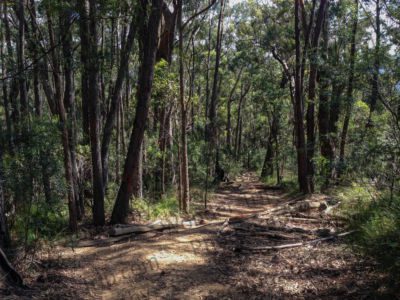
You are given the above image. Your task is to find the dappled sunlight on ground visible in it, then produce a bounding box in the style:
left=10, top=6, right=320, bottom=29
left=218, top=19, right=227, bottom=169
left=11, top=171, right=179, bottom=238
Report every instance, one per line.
left=8, top=173, right=395, bottom=299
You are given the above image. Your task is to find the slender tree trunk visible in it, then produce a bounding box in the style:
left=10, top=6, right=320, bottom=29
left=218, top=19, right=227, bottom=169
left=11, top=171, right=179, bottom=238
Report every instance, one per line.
left=294, top=0, right=309, bottom=193
left=61, top=7, right=82, bottom=220
left=368, top=0, right=380, bottom=122
left=207, top=0, right=224, bottom=147
left=338, top=0, right=358, bottom=178
left=261, top=112, right=278, bottom=178
left=78, top=0, right=90, bottom=140
left=101, top=16, right=137, bottom=190
left=17, top=0, right=27, bottom=128
left=87, top=0, right=105, bottom=226
left=318, top=6, right=334, bottom=184
left=234, top=83, right=251, bottom=158
left=306, top=0, right=328, bottom=192
left=111, top=0, right=163, bottom=224
left=0, top=24, right=13, bottom=152
left=0, top=127, right=10, bottom=248
left=226, top=67, right=243, bottom=152
left=178, top=0, right=190, bottom=213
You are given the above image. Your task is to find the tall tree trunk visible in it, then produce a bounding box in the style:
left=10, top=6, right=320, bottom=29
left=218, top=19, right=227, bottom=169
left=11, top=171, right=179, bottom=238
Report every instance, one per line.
left=234, top=83, right=250, bottom=158
left=368, top=0, right=380, bottom=122
left=78, top=0, right=90, bottom=140
left=61, top=7, right=83, bottom=220
left=17, top=0, right=27, bottom=129
left=28, top=0, right=53, bottom=204
left=338, top=0, right=358, bottom=178
left=306, top=0, right=327, bottom=192
left=207, top=0, right=224, bottom=148
left=111, top=0, right=163, bottom=224
left=0, top=22, right=13, bottom=152
left=178, top=0, right=190, bottom=213
left=0, top=127, right=10, bottom=248
left=318, top=6, right=334, bottom=184
left=226, top=67, right=243, bottom=152
left=101, top=15, right=137, bottom=190
left=261, top=111, right=278, bottom=178
left=294, top=0, right=309, bottom=194
left=88, top=0, right=105, bottom=226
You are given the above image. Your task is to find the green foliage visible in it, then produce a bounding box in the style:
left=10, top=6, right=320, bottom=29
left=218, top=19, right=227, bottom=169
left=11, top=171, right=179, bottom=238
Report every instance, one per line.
left=132, top=193, right=179, bottom=220
left=336, top=185, right=400, bottom=276
left=3, top=118, right=67, bottom=245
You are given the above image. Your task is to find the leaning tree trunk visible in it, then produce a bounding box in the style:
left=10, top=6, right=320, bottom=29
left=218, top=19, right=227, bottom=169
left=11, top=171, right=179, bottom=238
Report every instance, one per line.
left=111, top=0, right=163, bottom=224
left=101, top=15, right=137, bottom=190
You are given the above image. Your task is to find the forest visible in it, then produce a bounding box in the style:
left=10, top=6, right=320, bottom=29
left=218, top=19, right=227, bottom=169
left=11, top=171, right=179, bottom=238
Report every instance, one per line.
left=0, top=0, right=399, bottom=298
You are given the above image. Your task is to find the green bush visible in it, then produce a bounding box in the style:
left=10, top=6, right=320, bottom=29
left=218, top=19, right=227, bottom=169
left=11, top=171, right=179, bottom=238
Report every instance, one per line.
left=337, top=185, right=400, bottom=276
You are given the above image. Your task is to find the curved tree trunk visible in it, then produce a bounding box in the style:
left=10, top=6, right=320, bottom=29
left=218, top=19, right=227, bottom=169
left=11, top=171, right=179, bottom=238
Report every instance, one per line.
left=111, top=0, right=163, bottom=224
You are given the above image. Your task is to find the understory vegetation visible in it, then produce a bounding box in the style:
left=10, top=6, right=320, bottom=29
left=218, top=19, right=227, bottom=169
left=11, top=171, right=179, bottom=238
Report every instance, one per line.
left=0, top=0, right=399, bottom=294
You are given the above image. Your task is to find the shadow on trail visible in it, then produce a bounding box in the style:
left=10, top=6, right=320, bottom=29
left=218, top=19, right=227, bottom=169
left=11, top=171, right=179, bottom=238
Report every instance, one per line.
left=16, top=174, right=396, bottom=299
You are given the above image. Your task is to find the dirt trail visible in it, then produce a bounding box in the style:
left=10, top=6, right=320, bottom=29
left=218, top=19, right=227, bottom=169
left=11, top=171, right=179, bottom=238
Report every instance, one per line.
left=7, top=174, right=387, bottom=299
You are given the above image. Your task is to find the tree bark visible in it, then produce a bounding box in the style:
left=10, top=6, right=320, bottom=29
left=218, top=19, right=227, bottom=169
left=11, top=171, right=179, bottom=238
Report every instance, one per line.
left=111, top=0, right=163, bottom=224
left=294, top=0, right=309, bottom=194
left=17, top=0, right=27, bottom=129
left=368, top=0, right=380, bottom=122
left=338, top=0, right=358, bottom=179
left=261, top=111, right=279, bottom=178
left=318, top=6, right=334, bottom=184
left=306, top=0, right=328, bottom=192
left=87, top=0, right=105, bottom=226
left=101, top=15, right=137, bottom=190
left=226, top=67, right=243, bottom=152
left=178, top=0, right=190, bottom=214
left=78, top=0, right=90, bottom=140
left=61, top=6, right=82, bottom=221
left=207, top=0, right=225, bottom=147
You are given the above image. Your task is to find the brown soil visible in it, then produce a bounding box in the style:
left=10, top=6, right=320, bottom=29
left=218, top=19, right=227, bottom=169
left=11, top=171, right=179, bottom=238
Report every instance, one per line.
left=2, top=173, right=395, bottom=299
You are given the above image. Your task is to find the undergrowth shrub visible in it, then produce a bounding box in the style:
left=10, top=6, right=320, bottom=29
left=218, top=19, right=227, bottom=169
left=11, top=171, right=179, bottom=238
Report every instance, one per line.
left=336, top=184, right=400, bottom=277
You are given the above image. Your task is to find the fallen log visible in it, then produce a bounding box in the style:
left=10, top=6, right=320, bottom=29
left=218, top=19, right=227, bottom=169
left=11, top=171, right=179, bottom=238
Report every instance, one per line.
left=238, top=230, right=355, bottom=252
left=109, top=223, right=181, bottom=237
left=234, top=231, right=295, bottom=240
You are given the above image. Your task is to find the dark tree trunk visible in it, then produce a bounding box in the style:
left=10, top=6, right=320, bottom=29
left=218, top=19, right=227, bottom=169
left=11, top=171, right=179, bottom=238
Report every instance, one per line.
left=178, top=0, right=190, bottom=213
left=368, top=0, right=380, bottom=122
left=226, top=67, right=243, bottom=152
left=87, top=0, right=105, bottom=226
left=0, top=130, right=10, bottom=248
left=318, top=7, right=334, bottom=184
left=61, top=7, right=83, bottom=221
left=78, top=0, right=90, bottom=140
left=306, top=0, right=327, bottom=193
left=111, top=0, right=163, bottom=224
left=0, top=22, right=13, bottom=152
left=234, top=83, right=250, bottom=159
left=207, top=0, right=224, bottom=146
left=101, top=16, right=137, bottom=191
left=338, top=0, right=358, bottom=178
left=294, top=0, right=309, bottom=194
left=261, top=112, right=278, bottom=178
left=17, top=0, right=27, bottom=128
